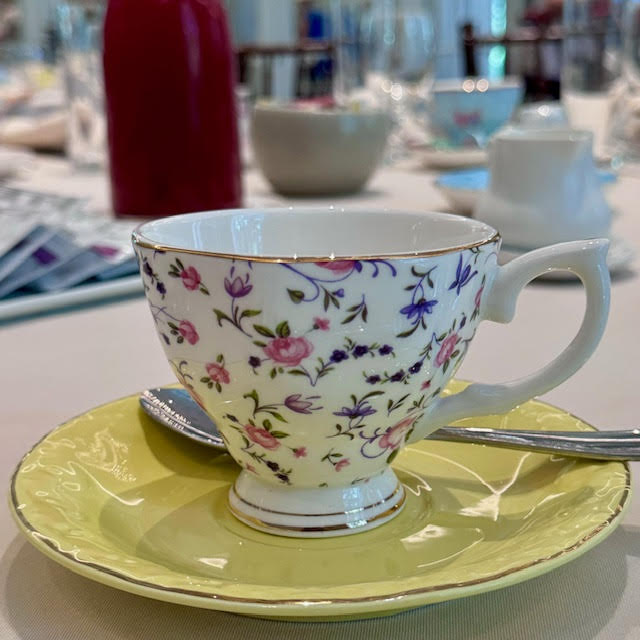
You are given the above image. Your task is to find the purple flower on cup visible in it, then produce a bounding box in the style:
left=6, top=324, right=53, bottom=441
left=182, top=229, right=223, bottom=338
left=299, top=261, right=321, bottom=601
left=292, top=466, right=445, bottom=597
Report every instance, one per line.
left=408, top=361, right=422, bottom=374
left=352, top=345, right=369, bottom=358
left=449, top=254, right=478, bottom=295
left=224, top=274, right=253, bottom=298
left=330, top=349, right=349, bottom=363
left=378, top=345, right=393, bottom=356
left=366, top=374, right=381, bottom=384
left=334, top=400, right=376, bottom=420
left=284, top=394, right=317, bottom=414
left=400, top=297, right=438, bottom=325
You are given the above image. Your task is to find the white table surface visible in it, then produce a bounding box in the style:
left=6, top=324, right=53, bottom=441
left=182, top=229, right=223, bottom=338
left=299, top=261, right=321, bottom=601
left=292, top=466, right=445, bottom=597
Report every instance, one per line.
left=1, top=158, right=640, bottom=639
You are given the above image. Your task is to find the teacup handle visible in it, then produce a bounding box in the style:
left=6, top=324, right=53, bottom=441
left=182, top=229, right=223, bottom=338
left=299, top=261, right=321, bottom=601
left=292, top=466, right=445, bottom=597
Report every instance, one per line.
left=409, top=238, right=610, bottom=441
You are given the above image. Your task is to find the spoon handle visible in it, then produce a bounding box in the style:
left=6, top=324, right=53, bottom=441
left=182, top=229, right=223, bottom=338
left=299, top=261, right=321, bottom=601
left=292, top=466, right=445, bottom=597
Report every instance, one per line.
left=430, top=426, right=640, bottom=460
left=140, top=388, right=639, bottom=461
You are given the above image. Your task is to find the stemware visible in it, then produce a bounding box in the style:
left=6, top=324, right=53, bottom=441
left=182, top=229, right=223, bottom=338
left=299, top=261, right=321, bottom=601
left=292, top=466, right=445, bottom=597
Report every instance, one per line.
left=360, top=0, right=437, bottom=159
left=56, top=1, right=106, bottom=169
left=562, top=0, right=625, bottom=157
left=607, top=0, right=640, bottom=162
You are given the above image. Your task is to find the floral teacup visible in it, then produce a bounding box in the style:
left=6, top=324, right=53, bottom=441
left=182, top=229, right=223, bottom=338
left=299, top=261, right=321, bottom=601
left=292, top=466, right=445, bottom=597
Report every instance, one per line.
left=133, top=208, right=610, bottom=537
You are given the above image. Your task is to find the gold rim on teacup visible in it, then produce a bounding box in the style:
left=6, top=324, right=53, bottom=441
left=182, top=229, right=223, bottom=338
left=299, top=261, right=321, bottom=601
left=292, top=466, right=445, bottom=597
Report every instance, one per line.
left=131, top=208, right=501, bottom=263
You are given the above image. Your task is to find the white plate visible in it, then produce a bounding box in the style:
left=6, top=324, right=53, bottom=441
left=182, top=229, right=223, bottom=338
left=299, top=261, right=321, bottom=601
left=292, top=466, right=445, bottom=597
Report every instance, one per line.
left=0, top=275, right=143, bottom=322
left=0, top=146, right=35, bottom=179
left=435, top=184, right=478, bottom=215
left=415, top=145, right=487, bottom=170
left=500, top=236, right=636, bottom=280
left=435, top=167, right=617, bottom=216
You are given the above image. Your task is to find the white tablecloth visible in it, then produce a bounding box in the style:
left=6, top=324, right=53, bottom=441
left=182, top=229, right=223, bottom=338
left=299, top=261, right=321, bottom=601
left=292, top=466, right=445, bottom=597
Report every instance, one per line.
left=1, top=159, right=639, bottom=639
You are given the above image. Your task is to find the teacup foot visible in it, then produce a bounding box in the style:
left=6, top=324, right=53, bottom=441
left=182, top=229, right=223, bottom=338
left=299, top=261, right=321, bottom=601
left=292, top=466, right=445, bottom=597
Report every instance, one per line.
left=228, top=468, right=405, bottom=538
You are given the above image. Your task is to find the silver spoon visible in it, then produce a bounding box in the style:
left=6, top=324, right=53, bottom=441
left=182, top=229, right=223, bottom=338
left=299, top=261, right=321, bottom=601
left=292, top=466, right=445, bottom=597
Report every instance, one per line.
left=139, top=387, right=640, bottom=461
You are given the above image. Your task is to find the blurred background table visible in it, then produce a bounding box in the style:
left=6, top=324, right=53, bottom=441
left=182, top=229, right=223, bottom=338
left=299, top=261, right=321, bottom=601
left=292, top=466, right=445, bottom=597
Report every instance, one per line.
left=0, top=155, right=639, bottom=640
left=0, top=0, right=639, bottom=637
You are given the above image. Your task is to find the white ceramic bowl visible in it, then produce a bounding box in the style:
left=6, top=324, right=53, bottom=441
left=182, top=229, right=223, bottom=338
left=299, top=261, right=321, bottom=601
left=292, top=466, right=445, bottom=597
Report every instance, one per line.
left=251, top=104, right=391, bottom=196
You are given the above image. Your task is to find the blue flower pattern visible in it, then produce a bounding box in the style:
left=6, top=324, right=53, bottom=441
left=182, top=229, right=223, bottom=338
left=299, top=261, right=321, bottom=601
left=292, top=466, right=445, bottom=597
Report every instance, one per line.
left=139, top=238, right=497, bottom=487
left=448, top=254, right=478, bottom=295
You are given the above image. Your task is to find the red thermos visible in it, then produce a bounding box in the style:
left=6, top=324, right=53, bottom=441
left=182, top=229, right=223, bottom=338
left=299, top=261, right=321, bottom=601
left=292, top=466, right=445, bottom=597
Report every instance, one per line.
left=103, top=0, right=242, bottom=218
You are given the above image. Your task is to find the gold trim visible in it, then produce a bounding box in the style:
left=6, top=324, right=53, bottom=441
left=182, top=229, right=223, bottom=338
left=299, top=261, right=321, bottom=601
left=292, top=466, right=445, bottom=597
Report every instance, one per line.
left=228, top=489, right=406, bottom=533
left=7, top=389, right=631, bottom=612
left=131, top=228, right=501, bottom=263
left=230, top=482, right=402, bottom=518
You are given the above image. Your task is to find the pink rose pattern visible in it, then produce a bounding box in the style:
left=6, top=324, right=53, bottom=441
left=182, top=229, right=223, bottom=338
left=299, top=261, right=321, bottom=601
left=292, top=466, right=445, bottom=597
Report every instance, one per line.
left=314, top=260, right=357, bottom=274
left=178, top=320, right=199, bottom=345
left=434, top=333, right=460, bottom=368
left=314, top=317, right=330, bottom=331
left=379, top=416, right=417, bottom=451
left=137, top=242, right=495, bottom=486
left=206, top=362, right=231, bottom=384
left=167, top=258, right=210, bottom=295
left=181, top=266, right=201, bottom=290
left=322, top=449, right=352, bottom=472
left=263, top=336, right=313, bottom=367
left=245, top=424, right=281, bottom=450
left=202, top=355, right=231, bottom=392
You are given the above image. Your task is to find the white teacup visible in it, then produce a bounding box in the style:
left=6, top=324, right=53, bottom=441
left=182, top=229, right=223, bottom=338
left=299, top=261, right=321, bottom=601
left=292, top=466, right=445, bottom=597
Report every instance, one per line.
left=474, top=128, right=611, bottom=249
left=133, top=208, right=610, bottom=537
left=430, top=77, right=524, bottom=147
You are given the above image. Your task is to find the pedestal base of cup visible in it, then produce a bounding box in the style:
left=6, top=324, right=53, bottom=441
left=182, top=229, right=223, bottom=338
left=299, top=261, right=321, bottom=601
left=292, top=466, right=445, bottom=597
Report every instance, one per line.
left=228, top=468, right=406, bottom=538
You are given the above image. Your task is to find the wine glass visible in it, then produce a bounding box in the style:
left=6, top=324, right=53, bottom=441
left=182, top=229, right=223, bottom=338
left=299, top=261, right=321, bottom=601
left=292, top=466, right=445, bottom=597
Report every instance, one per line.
left=562, top=0, right=625, bottom=160
left=360, top=0, right=437, bottom=160
left=607, top=0, right=640, bottom=163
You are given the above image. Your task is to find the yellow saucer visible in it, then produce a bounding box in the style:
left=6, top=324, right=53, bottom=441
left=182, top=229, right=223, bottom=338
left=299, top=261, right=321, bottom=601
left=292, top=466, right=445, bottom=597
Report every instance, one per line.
left=9, top=382, right=631, bottom=620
